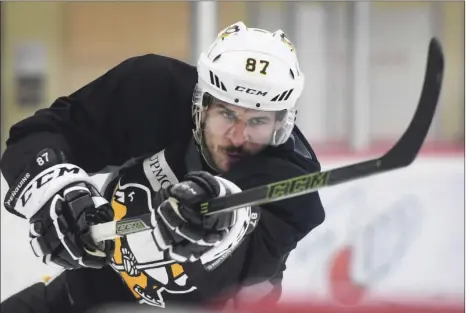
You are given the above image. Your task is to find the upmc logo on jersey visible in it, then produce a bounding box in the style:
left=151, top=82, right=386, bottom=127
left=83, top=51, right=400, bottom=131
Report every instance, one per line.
left=143, top=150, right=179, bottom=192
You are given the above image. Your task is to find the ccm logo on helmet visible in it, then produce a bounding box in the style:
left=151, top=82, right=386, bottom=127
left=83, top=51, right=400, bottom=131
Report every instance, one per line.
left=235, top=86, right=268, bottom=96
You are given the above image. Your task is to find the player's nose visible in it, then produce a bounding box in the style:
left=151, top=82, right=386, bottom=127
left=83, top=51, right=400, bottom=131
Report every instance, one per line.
left=227, top=123, right=248, bottom=147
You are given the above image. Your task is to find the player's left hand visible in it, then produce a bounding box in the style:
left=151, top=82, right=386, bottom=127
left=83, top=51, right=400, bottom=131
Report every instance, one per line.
left=151, top=171, right=252, bottom=265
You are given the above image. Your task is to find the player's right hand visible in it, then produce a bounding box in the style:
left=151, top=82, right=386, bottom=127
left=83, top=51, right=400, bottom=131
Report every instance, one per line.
left=29, top=181, right=115, bottom=269
left=3, top=148, right=115, bottom=269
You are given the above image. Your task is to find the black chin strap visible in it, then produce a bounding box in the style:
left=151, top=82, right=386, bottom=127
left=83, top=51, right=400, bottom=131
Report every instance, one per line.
left=184, top=137, right=218, bottom=175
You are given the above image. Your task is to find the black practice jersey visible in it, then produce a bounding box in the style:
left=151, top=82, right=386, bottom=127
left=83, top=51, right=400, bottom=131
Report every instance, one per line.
left=0, top=54, right=325, bottom=310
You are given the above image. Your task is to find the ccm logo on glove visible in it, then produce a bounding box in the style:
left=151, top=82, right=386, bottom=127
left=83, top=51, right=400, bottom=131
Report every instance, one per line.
left=20, top=165, right=81, bottom=207
left=7, top=163, right=93, bottom=219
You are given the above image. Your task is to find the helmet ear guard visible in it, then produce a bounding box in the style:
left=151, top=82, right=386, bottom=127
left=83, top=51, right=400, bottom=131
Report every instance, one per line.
left=270, top=108, right=297, bottom=146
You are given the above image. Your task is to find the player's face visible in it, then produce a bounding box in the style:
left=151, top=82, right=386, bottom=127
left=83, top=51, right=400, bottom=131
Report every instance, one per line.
left=203, top=101, right=277, bottom=172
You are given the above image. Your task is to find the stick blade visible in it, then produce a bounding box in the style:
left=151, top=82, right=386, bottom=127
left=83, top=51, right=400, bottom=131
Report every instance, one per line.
left=381, top=37, right=445, bottom=169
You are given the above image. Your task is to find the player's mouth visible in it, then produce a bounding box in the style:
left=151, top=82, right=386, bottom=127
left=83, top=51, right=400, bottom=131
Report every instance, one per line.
left=226, top=152, right=243, bottom=164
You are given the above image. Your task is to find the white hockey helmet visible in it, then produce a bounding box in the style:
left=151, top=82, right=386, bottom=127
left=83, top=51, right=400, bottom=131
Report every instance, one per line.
left=193, top=21, right=305, bottom=147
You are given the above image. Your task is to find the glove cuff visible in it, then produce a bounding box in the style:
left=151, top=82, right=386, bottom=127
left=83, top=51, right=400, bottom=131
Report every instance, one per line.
left=200, top=176, right=252, bottom=271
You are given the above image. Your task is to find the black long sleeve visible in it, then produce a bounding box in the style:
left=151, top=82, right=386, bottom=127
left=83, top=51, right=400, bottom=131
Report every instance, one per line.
left=1, top=54, right=198, bottom=185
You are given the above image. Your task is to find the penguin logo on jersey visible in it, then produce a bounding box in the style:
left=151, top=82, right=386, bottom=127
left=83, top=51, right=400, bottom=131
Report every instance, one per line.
left=110, top=181, right=197, bottom=308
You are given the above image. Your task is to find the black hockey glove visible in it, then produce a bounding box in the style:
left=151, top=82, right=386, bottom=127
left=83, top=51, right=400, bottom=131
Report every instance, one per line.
left=29, top=181, right=115, bottom=269
left=151, top=171, right=253, bottom=265
left=3, top=148, right=115, bottom=269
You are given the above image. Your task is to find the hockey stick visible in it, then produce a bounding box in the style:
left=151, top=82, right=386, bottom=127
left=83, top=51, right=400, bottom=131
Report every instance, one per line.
left=90, top=38, right=444, bottom=243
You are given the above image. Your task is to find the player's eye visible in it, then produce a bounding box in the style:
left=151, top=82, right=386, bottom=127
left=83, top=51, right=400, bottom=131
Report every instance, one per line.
left=220, top=110, right=237, bottom=122
left=248, top=117, right=269, bottom=126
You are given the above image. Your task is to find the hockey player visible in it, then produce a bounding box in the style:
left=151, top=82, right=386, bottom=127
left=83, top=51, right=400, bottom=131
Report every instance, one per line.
left=0, top=21, right=325, bottom=312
